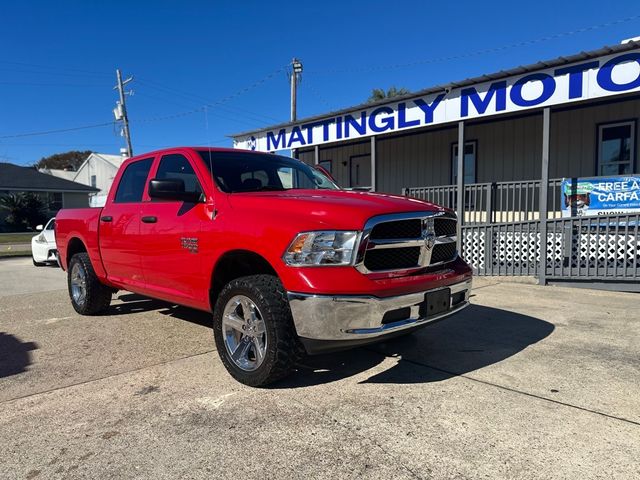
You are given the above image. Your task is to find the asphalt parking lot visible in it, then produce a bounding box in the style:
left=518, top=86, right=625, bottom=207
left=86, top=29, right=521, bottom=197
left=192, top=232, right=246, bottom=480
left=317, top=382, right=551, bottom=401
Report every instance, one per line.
left=0, top=257, right=639, bottom=479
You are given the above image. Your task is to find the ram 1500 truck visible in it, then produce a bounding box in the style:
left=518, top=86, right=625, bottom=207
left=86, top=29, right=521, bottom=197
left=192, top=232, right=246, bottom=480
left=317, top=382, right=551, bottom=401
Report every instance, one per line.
left=56, top=147, right=472, bottom=386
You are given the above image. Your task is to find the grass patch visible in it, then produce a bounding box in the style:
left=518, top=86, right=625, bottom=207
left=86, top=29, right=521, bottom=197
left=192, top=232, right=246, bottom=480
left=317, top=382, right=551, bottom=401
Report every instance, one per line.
left=0, top=233, right=35, bottom=244
left=0, top=249, right=31, bottom=258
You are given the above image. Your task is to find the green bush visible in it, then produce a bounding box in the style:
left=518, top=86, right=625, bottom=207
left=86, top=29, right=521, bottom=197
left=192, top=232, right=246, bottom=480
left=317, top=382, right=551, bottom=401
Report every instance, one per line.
left=0, top=193, right=48, bottom=230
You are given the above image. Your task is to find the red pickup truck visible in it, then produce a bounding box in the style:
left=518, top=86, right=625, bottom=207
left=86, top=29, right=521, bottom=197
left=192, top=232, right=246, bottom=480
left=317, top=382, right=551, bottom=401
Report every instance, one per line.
left=56, top=147, right=472, bottom=386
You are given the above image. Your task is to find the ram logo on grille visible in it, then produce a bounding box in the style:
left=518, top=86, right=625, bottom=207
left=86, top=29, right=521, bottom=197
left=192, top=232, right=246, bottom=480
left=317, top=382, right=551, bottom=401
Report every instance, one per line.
left=357, top=212, right=458, bottom=273
left=421, top=218, right=436, bottom=252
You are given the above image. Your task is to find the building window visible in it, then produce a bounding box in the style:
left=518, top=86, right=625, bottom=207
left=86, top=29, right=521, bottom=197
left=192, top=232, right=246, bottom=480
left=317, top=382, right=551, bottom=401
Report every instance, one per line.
left=451, top=141, right=477, bottom=184
left=90, top=175, right=97, bottom=188
left=49, top=192, right=63, bottom=211
left=318, top=160, right=332, bottom=174
left=597, top=121, right=636, bottom=176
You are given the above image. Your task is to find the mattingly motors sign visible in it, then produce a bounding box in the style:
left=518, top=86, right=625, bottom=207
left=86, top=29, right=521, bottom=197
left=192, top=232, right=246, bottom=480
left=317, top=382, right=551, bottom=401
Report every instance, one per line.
left=233, top=50, right=640, bottom=152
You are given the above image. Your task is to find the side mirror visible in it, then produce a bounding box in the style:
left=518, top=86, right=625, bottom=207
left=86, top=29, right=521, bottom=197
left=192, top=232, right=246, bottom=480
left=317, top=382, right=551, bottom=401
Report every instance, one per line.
left=148, top=179, right=202, bottom=203
left=36, top=225, right=44, bottom=231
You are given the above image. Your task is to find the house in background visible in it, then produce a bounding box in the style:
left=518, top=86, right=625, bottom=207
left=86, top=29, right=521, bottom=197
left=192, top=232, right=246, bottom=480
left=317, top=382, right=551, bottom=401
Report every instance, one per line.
left=0, top=162, right=97, bottom=230
left=40, top=152, right=125, bottom=206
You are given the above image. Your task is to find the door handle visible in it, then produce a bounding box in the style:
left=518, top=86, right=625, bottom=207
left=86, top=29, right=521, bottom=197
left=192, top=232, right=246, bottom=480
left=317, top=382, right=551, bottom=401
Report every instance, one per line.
left=100, top=216, right=113, bottom=222
left=141, top=216, right=157, bottom=224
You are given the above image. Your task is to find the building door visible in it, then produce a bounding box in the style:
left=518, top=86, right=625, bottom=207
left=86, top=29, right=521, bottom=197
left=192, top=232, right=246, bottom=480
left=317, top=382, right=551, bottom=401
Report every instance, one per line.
left=349, top=154, right=372, bottom=189
left=451, top=141, right=477, bottom=184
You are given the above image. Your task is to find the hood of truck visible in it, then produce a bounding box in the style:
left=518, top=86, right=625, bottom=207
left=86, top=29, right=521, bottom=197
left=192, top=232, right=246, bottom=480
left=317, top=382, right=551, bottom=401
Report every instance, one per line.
left=225, top=189, right=445, bottom=230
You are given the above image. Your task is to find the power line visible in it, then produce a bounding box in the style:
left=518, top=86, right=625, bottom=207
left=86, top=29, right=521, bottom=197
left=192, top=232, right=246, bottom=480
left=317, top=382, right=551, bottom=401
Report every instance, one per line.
left=0, top=66, right=287, bottom=139
left=146, top=76, right=285, bottom=123
left=301, top=76, right=334, bottom=111
left=0, top=67, right=113, bottom=79
left=138, top=77, right=279, bottom=119
left=308, top=14, right=640, bottom=75
left=134, top=90, right=271, bottom=128
left=0, top=122, right=115, bottom=139
left=135, top=85, right=281, bottom=126
left=0, top=60, right=111, bottom=77
left=0, top=81, right=109, bottom=88
left=131, top=65, right=288, bottom=125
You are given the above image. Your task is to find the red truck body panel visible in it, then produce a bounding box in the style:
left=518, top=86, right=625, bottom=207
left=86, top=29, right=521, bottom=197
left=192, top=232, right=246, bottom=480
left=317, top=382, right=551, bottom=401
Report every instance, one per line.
left=56, top=147, right=472, bottom=313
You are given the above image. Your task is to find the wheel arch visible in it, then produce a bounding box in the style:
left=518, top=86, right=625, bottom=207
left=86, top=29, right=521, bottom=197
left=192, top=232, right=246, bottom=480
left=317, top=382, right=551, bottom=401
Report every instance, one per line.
left=209, top=249, right=279, bottom=310
left=66, top=237, right=88, bottom=265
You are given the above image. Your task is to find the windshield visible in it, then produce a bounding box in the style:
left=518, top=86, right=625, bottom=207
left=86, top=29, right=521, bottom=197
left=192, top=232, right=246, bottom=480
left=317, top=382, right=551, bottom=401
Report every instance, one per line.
left=198, top=150, right=339, bottom=193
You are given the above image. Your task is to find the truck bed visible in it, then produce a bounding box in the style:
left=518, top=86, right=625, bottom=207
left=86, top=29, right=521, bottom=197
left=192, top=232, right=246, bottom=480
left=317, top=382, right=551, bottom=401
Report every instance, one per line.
left=55, top=207, right=103, bottom=273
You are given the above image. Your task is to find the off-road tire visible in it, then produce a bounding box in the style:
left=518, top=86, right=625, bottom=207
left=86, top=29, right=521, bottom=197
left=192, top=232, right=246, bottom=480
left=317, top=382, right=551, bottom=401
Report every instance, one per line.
left=213, top=274, right=303, bottom=387
left=67, top=252, right=112, bottom=315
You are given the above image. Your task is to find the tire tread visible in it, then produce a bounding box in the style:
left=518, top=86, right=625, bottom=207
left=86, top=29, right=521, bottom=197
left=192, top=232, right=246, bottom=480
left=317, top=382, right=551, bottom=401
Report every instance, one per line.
left=68, top=252, right=112, bottom=315
left=213, top=274, right=302, bottom=387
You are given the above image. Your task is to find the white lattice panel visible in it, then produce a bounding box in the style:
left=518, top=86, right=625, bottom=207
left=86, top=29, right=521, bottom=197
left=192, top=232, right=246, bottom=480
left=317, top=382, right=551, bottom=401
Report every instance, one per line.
left=570, top=233, right=638, bottom=269
left=462, top=230, right=485, bottom=270
left=463, top=224, right=638, bottom=277
left=492, top=231, right=540, bottom=270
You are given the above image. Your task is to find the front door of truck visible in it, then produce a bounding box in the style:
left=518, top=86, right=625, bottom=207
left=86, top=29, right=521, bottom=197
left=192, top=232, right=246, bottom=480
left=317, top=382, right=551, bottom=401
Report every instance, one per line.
left=100, top=157, right=153, bottom=288
left=139, top=152, right=208, bottom=306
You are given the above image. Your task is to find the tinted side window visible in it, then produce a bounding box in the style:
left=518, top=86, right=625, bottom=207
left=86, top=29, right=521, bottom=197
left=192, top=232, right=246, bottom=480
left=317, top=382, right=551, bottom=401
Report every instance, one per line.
left=155, top=154, right=202, bottom=194
left=114, top=158, right=153, bottom=203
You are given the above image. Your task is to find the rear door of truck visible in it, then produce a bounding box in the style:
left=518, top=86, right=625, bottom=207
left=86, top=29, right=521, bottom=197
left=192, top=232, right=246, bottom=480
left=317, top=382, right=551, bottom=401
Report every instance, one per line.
left=99, top=156, right=154, bottom=288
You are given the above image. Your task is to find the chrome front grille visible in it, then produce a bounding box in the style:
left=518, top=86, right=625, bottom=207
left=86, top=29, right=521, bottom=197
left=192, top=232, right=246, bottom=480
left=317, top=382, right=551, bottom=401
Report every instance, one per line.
left=356, top=212, right=458, bottom=274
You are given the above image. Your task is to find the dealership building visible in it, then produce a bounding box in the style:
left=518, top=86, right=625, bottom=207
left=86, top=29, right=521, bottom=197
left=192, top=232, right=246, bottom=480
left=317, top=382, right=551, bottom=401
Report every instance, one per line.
left=232, top=40, right=640, bottom=291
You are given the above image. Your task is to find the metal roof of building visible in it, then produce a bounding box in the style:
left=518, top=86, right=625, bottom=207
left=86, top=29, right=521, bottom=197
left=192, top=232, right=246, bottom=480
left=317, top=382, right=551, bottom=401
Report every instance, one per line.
left=230, top=39, right=640, bottom=138
left=0, top=163, right=98, bottom=192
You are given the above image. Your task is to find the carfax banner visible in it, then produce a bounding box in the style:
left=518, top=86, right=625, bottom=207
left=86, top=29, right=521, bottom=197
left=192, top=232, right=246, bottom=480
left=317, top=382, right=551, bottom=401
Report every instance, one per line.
left=561, top=176, right=640, bottom=217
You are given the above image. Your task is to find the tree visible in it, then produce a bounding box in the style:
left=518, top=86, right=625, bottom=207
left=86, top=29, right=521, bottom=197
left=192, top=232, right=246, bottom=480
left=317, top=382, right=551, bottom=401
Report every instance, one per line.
left=35, top=150, right=92, bottom=171
left=367, top=86, right=411, bottom=103
left=0, top=193, right=48, bottom=230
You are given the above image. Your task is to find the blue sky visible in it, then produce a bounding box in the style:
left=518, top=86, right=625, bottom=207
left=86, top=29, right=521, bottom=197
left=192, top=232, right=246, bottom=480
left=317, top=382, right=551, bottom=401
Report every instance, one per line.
left=1, top=0, right=639, bottom=165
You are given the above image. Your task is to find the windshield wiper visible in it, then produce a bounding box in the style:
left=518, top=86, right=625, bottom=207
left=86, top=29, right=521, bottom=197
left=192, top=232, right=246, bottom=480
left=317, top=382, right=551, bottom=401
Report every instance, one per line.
left=256, top=185, right=287, bottom=191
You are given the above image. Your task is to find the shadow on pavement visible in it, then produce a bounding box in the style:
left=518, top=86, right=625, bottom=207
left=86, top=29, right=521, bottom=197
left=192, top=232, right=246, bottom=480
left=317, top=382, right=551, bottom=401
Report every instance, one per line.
left=111, top=293, right=211, bottom=327
left=0, top=332, right=38, bottom=378
left=109, top=294, right=554, bottom=388
left=275, top=304, right=554, bottom=388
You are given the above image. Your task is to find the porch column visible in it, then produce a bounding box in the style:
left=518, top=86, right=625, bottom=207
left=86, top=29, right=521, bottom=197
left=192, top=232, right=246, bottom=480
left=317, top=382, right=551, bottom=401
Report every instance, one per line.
left=538, top=107, right=551, bottom=285
left=456, top=121, right=465, bottom=254
left=314, top=145, right=319, bottom=165
left=370, top=136, right=376, bottom=192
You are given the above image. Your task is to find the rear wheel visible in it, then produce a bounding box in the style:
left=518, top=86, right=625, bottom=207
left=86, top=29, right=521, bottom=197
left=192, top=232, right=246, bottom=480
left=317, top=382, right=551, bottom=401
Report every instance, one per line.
left=213, top=274, right=302, bottom=387
left=67, top=252, right=112, bottom=315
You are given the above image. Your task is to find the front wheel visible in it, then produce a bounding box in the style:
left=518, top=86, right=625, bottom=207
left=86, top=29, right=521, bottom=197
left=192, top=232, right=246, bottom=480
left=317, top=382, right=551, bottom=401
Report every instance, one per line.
left=212, top=275, right=302, bottom=387
left=67, top=252, right=112, bottom=315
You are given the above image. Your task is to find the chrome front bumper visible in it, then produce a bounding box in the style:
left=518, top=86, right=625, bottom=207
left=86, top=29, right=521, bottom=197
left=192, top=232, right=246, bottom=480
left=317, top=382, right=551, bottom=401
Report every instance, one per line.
left=287, top=279, right=471, bottom=342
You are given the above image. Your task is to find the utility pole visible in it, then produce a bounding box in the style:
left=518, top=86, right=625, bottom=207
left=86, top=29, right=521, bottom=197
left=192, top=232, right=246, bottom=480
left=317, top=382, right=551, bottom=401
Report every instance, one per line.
left=114, top=69, right=134, bottom=157
left=290, top=58, right=303, bottom=122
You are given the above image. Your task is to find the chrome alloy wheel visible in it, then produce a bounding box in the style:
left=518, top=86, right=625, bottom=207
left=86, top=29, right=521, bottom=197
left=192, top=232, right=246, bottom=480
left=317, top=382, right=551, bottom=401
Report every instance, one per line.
left=70, top=262, right=87, bottom=306
left=221, top=295, right=268, bottom=371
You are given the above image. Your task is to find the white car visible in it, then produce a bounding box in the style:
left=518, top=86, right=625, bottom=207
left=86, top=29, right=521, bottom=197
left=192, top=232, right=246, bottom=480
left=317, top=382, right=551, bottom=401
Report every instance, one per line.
left=31, top=218, right=57, bottom=266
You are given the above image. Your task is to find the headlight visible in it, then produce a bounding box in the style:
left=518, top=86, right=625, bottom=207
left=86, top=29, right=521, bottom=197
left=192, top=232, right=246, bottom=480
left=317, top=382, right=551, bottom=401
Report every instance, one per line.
left=283, top=231, right=359, bottom=266
left=35, top=234, right=47, bottom=244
